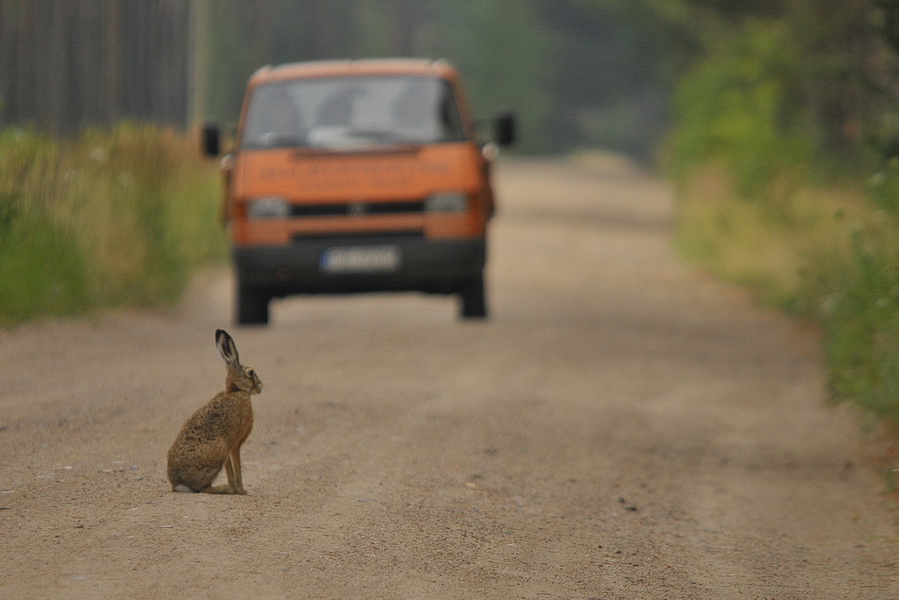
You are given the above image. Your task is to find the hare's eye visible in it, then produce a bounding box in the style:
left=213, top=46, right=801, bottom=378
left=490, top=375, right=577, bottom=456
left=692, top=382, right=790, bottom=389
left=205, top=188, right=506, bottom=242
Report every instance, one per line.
left=247, top=368, right=256, bottom=378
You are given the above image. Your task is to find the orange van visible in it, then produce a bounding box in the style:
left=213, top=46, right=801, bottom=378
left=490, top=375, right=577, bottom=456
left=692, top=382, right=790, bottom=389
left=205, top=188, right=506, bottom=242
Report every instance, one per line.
left=204, top=59, right=515, bottom=325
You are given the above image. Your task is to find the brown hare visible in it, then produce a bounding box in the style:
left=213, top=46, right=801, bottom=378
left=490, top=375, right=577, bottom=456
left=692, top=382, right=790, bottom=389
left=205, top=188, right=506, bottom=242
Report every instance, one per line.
left=167, top=329, right=263, bottom=494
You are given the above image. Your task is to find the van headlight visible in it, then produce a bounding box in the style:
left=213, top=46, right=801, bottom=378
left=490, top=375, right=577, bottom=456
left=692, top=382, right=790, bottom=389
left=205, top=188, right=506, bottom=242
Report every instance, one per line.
left=425, top=191, right=469, bottom=213
left=246, top=197, right=290, bottom=219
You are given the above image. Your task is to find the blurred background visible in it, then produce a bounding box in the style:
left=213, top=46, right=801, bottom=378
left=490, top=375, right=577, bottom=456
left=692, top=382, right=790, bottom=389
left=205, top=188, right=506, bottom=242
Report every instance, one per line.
left=5, top=1, right=899, bottom=163
left=3, top=0, right=899, bottom=430
left=3, top=0, right=673, bottom=159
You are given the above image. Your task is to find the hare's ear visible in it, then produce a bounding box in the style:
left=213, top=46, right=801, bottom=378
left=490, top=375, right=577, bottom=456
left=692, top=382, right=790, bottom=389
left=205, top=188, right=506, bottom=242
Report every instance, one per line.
left=215, top=329, right=240, bottom=366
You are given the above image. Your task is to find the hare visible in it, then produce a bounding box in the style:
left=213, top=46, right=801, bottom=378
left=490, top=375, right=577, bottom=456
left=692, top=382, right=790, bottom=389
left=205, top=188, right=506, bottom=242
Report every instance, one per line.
left=167, top=329, right=263, bottom=494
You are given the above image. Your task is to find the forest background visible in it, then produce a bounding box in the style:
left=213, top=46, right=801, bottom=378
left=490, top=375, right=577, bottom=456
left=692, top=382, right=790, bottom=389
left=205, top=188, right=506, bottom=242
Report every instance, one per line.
left=2, top=0, right=899, bottom=439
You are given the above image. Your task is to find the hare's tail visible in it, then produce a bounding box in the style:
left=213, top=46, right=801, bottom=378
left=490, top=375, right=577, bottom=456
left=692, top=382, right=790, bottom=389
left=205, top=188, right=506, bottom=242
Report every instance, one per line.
left=173, top=484, right=195, bottom=493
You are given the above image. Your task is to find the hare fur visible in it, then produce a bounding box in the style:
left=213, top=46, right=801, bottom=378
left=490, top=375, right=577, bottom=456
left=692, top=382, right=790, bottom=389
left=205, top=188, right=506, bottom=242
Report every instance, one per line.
left=167, top=329, right=263, bottom=494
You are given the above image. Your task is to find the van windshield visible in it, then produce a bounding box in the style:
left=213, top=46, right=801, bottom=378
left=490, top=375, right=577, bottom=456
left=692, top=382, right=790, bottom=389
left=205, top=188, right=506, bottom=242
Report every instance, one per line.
left=241, top=75, right=467, bottom=149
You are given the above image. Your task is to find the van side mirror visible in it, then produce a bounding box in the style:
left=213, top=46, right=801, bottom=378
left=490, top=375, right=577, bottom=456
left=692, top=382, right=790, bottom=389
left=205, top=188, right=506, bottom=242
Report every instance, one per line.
left=201, top=123, right=221, bottom=157
left=494, top=111, right=516, bottom=146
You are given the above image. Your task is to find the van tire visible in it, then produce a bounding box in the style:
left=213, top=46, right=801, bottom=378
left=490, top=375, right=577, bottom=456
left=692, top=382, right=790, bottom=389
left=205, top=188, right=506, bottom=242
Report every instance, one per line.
left=459, top=276, right=487, bottom=319
left=237, top=286, right=270, bottom=325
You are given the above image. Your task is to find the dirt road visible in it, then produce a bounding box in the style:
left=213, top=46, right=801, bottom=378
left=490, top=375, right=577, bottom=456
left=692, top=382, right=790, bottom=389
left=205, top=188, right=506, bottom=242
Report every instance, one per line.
left=1, top=158, right=896, bottom=599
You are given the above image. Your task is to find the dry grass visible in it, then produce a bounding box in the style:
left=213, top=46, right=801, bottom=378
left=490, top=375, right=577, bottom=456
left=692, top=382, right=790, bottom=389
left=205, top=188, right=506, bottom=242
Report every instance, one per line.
left=0, top=125, right=226, bottom=325
left=675, top=164, right=899, bottom=425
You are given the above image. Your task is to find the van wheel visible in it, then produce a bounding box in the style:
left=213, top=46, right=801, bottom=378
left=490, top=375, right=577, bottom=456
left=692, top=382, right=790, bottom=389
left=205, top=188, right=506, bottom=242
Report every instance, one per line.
left=459, top=276, right=487, bottom=319
left=237, top=285, right=270, bottom=325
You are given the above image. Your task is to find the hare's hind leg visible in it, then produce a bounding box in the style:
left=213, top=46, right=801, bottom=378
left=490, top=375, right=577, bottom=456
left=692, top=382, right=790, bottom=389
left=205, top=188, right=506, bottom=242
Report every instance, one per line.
left=197, top=456, right=241, bottom=494
left=196, top=456, right=238, bottom=494
left=200, top=459, right=237, bottom=494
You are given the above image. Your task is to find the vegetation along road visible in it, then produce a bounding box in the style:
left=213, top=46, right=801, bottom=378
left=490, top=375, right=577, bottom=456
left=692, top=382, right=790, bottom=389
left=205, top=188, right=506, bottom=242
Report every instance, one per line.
left=1, top=159, right=896, bottom=598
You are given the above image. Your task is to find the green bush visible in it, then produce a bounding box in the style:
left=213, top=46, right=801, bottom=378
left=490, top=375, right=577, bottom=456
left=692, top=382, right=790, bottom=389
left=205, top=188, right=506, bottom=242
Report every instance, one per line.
left=822, top=224, right=899, bottom=422
left=670, top=19, right=899, bottom=427
left=0, top=199, right=90, bottom=321
left=0, top=125, right=226, bottom=327
left=674, top=163, right=899, bottom=427
left=670, top=20, right=812, bottom=198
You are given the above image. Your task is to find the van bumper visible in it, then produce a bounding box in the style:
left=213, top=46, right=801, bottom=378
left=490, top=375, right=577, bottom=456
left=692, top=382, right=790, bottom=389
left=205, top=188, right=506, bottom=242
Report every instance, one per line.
left=234, top=237, right=486, bottom=296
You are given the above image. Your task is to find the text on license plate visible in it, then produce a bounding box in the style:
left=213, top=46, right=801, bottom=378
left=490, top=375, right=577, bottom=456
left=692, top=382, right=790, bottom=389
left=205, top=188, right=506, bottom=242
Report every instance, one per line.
left=320, top=245, right=401, bottom=273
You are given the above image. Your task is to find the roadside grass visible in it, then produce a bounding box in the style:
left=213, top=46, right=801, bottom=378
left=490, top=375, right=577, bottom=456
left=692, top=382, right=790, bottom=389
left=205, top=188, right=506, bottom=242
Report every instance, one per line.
left=0, top=125, right=226, bottom=327
left=674, top=164, right=899, bottom=427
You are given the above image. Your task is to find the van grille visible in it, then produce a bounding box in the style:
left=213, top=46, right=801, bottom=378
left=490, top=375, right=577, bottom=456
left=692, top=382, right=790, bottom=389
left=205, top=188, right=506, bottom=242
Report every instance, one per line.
left=289, top=200, right=425, bottom=218
left=293, top=230, right=423, bottom=243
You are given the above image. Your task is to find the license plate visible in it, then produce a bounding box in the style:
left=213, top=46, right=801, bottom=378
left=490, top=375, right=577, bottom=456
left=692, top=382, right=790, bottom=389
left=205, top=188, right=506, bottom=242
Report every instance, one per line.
left=320, top=245, right=401, bottom=273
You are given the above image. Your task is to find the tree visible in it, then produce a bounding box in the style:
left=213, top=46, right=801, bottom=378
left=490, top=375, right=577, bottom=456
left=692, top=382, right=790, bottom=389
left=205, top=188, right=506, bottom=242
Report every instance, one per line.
left=0, top=0, right=191, bottom=134
left=1, top=0, right=676, bottom=157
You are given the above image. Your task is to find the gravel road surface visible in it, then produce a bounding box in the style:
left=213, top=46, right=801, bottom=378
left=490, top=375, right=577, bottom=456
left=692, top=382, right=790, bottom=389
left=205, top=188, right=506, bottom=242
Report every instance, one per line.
left=1, top=158, right=896, bottom=599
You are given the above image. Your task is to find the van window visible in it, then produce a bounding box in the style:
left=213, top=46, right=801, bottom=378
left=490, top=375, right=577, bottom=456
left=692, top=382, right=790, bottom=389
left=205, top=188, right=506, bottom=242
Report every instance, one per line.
left=241, top=76, right=467, bottom=149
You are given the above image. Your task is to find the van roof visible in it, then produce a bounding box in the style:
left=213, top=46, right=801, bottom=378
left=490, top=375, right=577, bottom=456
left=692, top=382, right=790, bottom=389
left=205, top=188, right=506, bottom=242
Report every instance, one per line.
left=249, top=59, right=459, bottom=84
